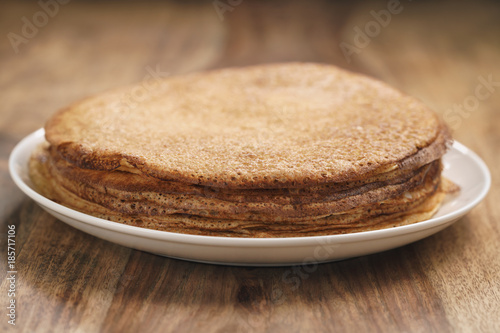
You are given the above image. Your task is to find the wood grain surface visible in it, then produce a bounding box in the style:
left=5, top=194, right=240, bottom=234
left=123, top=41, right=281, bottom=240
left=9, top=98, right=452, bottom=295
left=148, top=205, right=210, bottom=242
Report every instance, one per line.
left=1, top=0, right=499, bottom=332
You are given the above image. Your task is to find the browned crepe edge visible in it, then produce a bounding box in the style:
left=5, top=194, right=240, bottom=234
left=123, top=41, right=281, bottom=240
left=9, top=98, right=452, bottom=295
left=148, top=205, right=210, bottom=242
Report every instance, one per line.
left=34, top=144, right=442, bottom=222
left=29, top=148, right=453, bottom=237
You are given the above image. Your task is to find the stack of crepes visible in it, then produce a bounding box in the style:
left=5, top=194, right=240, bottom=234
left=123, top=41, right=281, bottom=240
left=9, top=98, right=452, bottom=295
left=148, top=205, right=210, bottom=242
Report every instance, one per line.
left=29, top=63, right=457, bottom=237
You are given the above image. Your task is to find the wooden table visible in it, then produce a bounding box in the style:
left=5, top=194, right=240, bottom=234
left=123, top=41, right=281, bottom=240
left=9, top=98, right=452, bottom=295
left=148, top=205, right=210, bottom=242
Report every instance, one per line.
left=1, top=1, right=499, bottom=332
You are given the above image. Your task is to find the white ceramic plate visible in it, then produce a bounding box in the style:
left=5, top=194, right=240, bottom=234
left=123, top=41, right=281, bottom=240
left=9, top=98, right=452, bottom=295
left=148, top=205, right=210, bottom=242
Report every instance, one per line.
left=9, top=129, right=491, bottom=266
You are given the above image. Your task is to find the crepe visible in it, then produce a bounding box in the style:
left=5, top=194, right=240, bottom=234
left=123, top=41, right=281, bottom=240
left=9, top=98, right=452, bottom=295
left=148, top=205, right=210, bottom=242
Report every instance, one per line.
left=44, top=63, right=448, bottom=188
left=30, top=63, right=456, bottom=237
left=29, top=146, right=453, bottom=237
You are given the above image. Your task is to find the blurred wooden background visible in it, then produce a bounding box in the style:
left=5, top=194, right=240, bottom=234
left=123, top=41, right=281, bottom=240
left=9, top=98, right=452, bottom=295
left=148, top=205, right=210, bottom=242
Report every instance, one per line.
left=1, top=0, right=499, bottom=332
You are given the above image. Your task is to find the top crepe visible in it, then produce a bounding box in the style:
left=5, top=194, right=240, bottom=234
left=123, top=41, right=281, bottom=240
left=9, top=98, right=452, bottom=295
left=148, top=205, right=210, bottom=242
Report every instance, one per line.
left=45, top=63, right=447, bottom=189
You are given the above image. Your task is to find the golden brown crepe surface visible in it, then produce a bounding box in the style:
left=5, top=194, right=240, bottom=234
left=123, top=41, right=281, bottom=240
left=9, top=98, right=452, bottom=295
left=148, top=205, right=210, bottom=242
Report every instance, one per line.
left=45, top=63, right=449, bottom=189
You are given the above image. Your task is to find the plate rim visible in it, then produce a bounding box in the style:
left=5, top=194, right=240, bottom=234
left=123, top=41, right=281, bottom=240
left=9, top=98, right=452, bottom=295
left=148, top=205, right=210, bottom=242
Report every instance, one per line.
left=9, top=128, right=491, bottom=248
